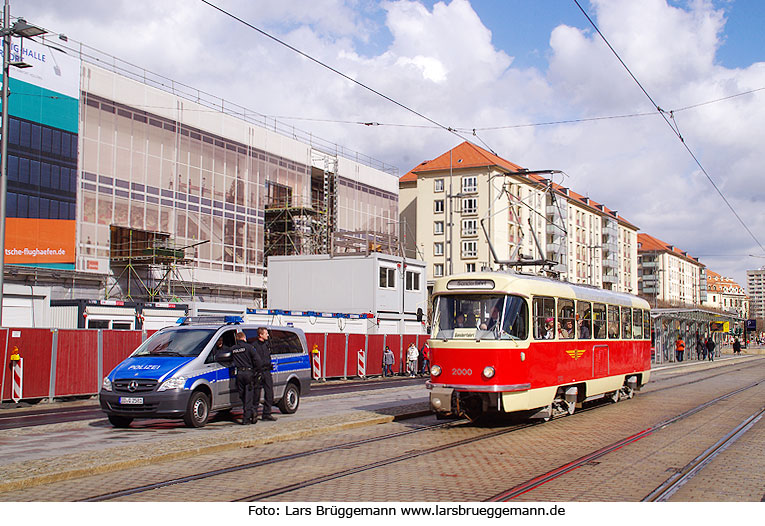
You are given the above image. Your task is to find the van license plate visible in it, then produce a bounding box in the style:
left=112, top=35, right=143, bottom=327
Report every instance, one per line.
left=119, top=397, right=143, bottom=404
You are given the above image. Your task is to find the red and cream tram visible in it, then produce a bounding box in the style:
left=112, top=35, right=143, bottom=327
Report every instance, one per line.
left=427, top=271, right=651, bottom=421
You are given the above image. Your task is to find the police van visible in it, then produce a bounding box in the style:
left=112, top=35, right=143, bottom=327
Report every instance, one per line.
left=99, top=317, right=311, bottom=428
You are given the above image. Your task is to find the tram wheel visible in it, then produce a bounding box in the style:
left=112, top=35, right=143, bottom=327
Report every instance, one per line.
left=565, top=400, right=576, bottom=415
left=610, top=390, right=620, bottom=403
left=542, top=403, right=553, bottom=422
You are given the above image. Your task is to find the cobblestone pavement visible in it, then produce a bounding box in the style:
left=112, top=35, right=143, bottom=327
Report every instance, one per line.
left=0, top=356, right=762, bottom=502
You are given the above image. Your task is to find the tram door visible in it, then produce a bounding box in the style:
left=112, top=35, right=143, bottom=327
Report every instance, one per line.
left=593, top=344, right=609, bottom=378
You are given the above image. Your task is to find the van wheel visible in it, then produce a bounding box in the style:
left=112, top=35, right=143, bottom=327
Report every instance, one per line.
left=184, top=391, right=210, bottom=428
left=277, top=382, right=300, bottom=414
left=108, top=415, right=133, bottom=428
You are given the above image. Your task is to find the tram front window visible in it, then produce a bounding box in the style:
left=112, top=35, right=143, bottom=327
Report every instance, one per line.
left=434, top=295, right=528, bottom=340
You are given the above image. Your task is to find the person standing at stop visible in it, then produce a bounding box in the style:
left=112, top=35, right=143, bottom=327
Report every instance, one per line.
left=675, top=335, right=685, bottom=362
left=252, top=327, right=277, bottom=421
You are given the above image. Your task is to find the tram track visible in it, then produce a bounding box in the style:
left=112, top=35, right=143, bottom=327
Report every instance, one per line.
left=485, top=378, right=765, bottom=501
left=74, top=363, right=762, bottom=502
left=642, top=406, right=765, bottom=501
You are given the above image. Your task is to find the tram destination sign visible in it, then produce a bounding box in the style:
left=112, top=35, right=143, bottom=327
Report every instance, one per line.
left=447, top=279, right=495, bottom=290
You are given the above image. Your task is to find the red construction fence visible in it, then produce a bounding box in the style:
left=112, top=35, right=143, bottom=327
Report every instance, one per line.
left=0, top=328, right=430, bottom=402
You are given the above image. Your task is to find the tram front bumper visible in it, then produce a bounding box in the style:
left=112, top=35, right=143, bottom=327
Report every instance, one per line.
left=429, top=386, right=455, bottom=413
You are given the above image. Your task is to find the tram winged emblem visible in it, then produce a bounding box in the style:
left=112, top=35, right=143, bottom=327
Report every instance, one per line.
left=565, top=349, right=586, bottom=360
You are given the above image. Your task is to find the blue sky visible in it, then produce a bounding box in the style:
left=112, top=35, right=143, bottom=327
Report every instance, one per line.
left=22, top=0, right=765, bottom=286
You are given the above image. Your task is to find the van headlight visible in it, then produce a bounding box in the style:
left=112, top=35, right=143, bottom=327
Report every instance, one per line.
left=430, top=365, right=442, bottom=377
left=102, top=377, right=112, bottom=391
left=158, top=376, right=187, bottom=391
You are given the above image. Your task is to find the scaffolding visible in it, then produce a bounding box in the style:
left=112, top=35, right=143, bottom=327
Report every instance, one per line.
left=107, top=225, right=206, bottom=302
left=263, top=205, right=325, bottom=258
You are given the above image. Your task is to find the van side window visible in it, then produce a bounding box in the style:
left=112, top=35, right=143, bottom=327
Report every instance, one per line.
left=532, top=296, right=555, bottom=339
left=206, top=329, right=237, bottom=363
left=269, top=330, right=304, bottom=355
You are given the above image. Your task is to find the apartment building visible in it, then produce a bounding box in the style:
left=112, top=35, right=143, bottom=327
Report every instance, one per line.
left=637, top=233, right=705, bottom=306
left=704, top=270, right=749, bottom=318
left=399, top=141, right=638, bottom=292
left=746, top=267, right=765, bottom=319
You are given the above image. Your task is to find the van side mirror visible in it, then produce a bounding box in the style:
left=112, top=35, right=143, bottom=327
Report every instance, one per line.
left=215, top=350, right=233, bottom=363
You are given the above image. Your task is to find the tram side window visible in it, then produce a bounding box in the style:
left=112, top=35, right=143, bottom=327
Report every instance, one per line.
left=533, top=296, right=556, bottom=339
left=607, top=305, right=620, bottom=339
left=633, top=309, right=643, bottom=339
left=592, top=303, right=606, bottom=339
left=576, top=301, right=592, bottom=339
left=643, top=311, right=651, bottom=340
left=558, top=298, right=575, bottom=339
left=622, top=307, right=632, bottom=339
left=500, top=296, right=529, bottom=340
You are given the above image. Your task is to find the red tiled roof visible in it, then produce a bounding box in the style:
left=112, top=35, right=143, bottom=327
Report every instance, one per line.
left=638, top=233, right=704, bottom=266
left=399, top=141, right=638, bottom=228
left=400, top=141, right=525, bottom=178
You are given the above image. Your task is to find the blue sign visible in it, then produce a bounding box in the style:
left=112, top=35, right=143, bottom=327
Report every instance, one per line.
left=746, top=319, right=757, bottom=331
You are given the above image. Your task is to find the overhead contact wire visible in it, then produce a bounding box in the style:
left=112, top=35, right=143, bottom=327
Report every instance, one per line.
left=573, top=0, right=765, bottom=254
left=199, top=0, right=475, bottom=146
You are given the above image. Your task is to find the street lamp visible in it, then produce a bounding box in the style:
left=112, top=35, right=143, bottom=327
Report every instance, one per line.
left=0, top=1, right=46, bottom=325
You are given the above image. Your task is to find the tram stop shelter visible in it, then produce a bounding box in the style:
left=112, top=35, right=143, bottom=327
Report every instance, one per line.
left=651, top=308, right=745, bottom=364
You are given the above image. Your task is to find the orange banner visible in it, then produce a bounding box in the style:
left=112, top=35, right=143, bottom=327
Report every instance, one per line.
left=4, top=218, right=76, bottom=264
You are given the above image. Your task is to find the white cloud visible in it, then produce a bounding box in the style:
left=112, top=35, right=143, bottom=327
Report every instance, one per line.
left=18, top=0, right=765, bottom=285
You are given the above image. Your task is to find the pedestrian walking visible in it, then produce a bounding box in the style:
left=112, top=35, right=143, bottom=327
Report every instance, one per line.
left=252, top=327, right=277, bottom=421
left=733, top=337, right=741, bottom=355
left=675, top=335, right=685, bottom=362
left=230, top=330, right=258, bottom=425
left=706, top=337, right=716, bottom=361
left=420, top=342, right=431, bottom=376
left=406, top=343, right=418, bottom=377
left=382, top=346, right=395, bottom=377
left=698, top=337, right=707, bottom=361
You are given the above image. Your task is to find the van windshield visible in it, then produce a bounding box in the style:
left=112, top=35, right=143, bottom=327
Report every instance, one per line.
left=132, top=328, right=217, bottom=358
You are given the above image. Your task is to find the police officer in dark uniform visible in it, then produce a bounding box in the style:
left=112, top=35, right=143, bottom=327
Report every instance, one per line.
left=252, top=327, right=277, bottom=421
left=231, top=330, right=258, bottom=425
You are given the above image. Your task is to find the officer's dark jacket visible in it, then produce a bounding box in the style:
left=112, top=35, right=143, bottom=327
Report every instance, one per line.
left=252, top=339, right=272, bottom=374
left=231, top=340, right=257, bottom=369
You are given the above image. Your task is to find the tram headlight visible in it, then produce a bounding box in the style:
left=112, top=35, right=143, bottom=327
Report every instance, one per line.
left=102, top=377, right=112, bottom=391
left=482, top=366, right=496, bottom=379
left=430, top=365, right=442, bottom=377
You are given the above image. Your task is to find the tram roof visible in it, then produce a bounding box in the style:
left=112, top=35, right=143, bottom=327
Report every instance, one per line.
left=432, top=271, right=650, bottom=309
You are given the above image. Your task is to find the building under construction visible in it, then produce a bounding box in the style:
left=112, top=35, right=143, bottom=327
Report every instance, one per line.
left=2, top=34, right=401, bottom=326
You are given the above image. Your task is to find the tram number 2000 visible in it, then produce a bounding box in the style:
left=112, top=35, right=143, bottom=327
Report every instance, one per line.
left=452, top=368, right=472, bottom=376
